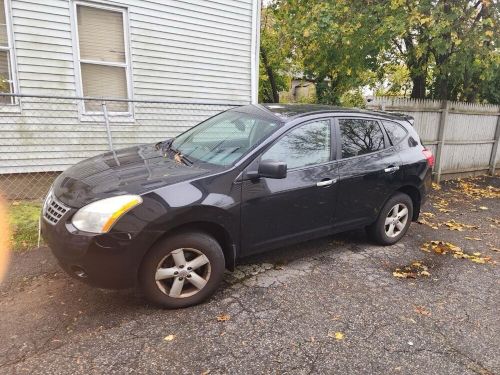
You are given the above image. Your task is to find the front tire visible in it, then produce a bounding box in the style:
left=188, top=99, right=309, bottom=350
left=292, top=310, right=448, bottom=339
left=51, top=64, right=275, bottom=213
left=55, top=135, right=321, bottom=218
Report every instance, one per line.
left=139, top=232, right=225, bottom=308
left=367, top=192, right=413, bottom=245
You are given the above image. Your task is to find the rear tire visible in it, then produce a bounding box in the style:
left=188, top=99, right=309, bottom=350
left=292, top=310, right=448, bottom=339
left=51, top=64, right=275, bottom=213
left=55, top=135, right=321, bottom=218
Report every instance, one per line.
left=139, top=232, right=225, bottom=308
left=367, top=192, right=413, bottom=245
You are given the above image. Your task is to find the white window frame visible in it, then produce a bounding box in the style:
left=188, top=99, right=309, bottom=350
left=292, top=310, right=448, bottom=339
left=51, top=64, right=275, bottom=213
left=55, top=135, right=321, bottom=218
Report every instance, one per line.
left=70, top=0, right=134, bottom=121
left=0, top=0, right=19, bottom=111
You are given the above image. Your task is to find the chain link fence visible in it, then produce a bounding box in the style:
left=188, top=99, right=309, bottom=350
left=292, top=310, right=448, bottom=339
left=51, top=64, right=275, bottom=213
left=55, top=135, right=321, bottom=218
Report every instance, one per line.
left=0, top=93, right=236, bottom=250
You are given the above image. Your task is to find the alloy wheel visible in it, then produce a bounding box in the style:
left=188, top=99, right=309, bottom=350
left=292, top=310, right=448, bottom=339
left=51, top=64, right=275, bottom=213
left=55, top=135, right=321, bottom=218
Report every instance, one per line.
left=155, top=248, right=211, bottom=298
left=384, top=203, right=409, bottom=238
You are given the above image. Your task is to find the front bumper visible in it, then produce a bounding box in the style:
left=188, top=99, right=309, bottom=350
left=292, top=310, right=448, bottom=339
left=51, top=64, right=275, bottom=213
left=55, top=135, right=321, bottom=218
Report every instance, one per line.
left=41, top=214, right=162, bottom=289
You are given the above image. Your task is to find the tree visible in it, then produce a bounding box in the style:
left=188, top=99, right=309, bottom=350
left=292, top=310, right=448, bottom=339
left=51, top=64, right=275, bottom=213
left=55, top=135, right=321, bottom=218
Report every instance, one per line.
left=380, top=0, right=499, bottom=101
left=260, top=0, right=500, bottom=104
left=269, top=0, right=389, bottom=104
left=259, top=4, right=291, bottom=103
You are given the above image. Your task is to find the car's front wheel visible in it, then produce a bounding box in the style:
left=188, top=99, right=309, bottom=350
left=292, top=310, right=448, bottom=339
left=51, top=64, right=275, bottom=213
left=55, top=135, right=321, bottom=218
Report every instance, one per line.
left=367, top=192, right=413, bottom=245
left=139, top=232, right=225, bottom=308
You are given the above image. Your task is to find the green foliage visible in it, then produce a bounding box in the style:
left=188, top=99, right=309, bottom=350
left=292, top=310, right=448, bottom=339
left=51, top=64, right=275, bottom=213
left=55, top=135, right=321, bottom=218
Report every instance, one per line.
left=340, top=90, right=366, bottom=108
left=259, top=5, right=291, bottom=103
left=9, top=201, right=41, bottom=251
left=260, top=0, right=500, bottom=104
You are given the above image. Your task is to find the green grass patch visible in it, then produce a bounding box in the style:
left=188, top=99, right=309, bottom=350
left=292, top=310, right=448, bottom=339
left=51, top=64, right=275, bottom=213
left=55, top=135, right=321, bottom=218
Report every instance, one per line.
left=9, top=201, right=42, bottom=251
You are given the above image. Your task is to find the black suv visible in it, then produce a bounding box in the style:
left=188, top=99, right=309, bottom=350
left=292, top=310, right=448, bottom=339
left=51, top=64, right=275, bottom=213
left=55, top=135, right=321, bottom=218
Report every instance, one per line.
left=42, top=104, right=433, bottom=308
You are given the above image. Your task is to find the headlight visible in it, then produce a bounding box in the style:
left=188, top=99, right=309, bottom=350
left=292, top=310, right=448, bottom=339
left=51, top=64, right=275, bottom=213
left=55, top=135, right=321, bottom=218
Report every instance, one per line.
left=71, top=195, right=143, bottom=233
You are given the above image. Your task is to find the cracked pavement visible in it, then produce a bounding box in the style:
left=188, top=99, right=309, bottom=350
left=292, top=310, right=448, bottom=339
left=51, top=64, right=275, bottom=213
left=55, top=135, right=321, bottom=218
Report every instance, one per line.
left=0, top=176, right=499, bottom=374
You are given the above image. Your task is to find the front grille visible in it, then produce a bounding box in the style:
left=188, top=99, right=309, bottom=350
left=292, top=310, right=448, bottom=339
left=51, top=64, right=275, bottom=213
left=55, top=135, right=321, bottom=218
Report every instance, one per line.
left=43, top=193, right=70, bottom=225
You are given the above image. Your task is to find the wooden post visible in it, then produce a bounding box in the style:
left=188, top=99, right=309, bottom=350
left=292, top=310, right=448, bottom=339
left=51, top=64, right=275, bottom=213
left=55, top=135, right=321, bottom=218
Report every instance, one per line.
left=489, top=106, right=500, bottom=176
left=435, top=100, right=449, bottom=183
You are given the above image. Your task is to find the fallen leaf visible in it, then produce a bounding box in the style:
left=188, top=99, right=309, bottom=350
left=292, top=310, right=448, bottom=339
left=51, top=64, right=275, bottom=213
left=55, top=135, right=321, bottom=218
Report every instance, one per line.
left=392, top=262, right=430, bottom=279
left=451, top=181, right=500, bottom=200
left=443, top=219, right=478, bottom=231
left=421, top=241, right=495, bottom=264
left=328, top=331, right=344, bottom=340
left=464, top=237, right=482, bottom=241
left=393, top=271, right=408, bottom=278
left=417, top=217, right=439, bottom=229
left=164, top=334, right=175, bottom=342
left=414, top=306, right=431, bottom=316
left=471, top=257, right=486, bottom=264
left=216, top=314, right=231, bottom=322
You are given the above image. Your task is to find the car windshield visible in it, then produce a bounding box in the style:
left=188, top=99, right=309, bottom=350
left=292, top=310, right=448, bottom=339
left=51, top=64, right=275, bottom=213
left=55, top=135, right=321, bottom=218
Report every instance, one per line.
left=171, top=110, right=281, bottom=166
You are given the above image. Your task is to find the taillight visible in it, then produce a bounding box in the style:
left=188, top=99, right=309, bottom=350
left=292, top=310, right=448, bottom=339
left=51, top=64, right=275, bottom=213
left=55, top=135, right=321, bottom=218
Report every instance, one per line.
left=422, top=148, right=434, bottom=168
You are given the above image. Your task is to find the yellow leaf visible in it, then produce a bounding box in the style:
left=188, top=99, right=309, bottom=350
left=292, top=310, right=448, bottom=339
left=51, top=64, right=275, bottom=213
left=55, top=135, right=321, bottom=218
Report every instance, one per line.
left=328, top=331, right=345, bottom=340
left=164, top=334, right=175, bottom=342
left=470, top=257, right=486, bottom=264
left=464, top=237, right=482, bottom=241
left=216, top=313, right=231, bottom=322
left=393, top=271, right=407, bottom=278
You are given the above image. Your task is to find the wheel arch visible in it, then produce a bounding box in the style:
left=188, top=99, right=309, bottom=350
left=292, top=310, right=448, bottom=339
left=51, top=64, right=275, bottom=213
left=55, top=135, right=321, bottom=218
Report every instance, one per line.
left=396, top=185, right=421, bottom=221
left=144, top=221, right=237, bottom=272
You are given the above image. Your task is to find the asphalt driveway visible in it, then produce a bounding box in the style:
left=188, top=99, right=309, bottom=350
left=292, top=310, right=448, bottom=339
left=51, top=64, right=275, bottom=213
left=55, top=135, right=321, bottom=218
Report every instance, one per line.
left=1, top=176, right=499, bottom=375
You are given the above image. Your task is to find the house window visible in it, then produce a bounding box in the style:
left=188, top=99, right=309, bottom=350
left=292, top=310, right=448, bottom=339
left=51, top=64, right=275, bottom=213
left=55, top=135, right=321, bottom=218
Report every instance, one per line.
left=0, top=0, right=15, bottom=104
left=75, top=3, right=131, bottom=113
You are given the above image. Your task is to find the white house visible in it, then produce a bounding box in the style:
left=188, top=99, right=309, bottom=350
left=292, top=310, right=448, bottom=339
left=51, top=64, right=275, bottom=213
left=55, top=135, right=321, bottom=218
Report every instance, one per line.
left=0, top=0, right=260, bottom=180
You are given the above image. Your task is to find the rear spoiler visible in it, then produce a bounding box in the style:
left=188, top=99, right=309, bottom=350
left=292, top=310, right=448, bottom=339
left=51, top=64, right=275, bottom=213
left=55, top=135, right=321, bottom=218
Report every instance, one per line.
left=374, top=110, right=414, bottom=126
left=400, top=114, right=414, bottom=126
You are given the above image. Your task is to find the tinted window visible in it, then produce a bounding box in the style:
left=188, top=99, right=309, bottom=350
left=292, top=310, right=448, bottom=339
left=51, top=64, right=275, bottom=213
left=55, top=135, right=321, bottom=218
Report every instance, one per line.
left=339, top=119, right=385, bottom=158
left=383, top=121, right=408, bottom=145
left=262, top=120, right=331, bottom=169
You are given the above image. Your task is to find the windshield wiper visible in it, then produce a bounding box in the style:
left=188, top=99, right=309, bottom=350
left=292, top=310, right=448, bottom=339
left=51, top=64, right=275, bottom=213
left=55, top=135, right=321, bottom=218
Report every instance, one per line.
left=156, top=139, right=193, bottom=166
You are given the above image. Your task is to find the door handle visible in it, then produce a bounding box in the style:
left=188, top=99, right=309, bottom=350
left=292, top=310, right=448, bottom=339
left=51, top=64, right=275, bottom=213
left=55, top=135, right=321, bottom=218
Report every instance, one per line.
left=384, top=166, right=400, bottom=173
left=316, top=178, right=337, bottom=187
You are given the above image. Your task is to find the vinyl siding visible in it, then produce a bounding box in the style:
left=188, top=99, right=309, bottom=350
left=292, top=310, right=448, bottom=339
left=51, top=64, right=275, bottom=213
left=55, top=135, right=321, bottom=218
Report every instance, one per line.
left=0, top=0, right=257, bottom=173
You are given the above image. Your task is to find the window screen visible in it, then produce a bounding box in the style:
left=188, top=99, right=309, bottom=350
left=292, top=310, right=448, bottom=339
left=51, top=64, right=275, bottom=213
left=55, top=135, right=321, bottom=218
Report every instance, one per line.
left=76, top=5, right=129, bottom=112
left=382, top=120, right=408, bottom=145
left=339, top=119, right=385, bottom=158
left=262, top=120, right=331, bottom=169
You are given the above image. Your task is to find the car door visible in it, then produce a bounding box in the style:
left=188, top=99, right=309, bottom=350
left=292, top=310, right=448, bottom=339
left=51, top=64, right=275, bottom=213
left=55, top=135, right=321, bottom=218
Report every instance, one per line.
left=334, top=117, right=403, bottom=227
left=240, top=118, right=339, bottom=255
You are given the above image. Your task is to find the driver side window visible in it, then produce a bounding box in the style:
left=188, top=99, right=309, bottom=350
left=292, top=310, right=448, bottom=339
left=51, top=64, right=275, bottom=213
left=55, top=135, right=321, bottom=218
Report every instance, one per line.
left=262, top=120, right=331, bottom=169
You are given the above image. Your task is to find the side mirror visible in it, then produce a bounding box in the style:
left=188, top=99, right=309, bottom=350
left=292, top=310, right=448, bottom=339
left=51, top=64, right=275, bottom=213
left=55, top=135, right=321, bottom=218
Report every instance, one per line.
left=258, top=159, right=287, bottom=179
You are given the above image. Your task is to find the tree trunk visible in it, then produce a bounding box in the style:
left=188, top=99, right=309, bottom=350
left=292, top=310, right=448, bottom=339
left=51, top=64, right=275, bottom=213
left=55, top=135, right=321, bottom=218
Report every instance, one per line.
left=403, top=36, right=427, bottom=99
left=260, top=46, right=280, bottom=103
left=410, top=75, right=426, bottom=99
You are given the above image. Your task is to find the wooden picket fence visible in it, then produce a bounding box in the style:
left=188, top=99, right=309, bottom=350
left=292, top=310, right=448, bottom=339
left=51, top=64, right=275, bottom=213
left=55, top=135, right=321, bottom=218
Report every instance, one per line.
left=367, top=97, right=500, bottom=182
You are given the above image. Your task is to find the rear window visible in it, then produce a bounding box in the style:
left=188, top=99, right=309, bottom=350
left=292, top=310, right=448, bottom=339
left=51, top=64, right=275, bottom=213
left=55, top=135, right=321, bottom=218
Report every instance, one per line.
left=339, top=119, right=385, bottom=158
left=382, top=121, right=408, bottom=146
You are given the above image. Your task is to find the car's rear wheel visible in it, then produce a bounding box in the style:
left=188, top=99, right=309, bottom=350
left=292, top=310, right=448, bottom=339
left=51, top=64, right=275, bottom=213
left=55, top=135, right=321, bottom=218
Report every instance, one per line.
left=139, top=232, right=225, bottom=308
left=367, top=192, right=413, bottom=245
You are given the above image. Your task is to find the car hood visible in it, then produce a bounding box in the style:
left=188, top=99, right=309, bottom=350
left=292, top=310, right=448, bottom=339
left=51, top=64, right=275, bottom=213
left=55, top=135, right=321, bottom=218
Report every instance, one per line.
left=52, top=143, right=216, bottom=208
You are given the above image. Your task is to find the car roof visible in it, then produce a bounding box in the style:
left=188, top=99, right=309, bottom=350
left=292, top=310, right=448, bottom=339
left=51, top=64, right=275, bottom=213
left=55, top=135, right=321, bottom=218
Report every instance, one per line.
left=257, top=103, right=413, bottom=123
